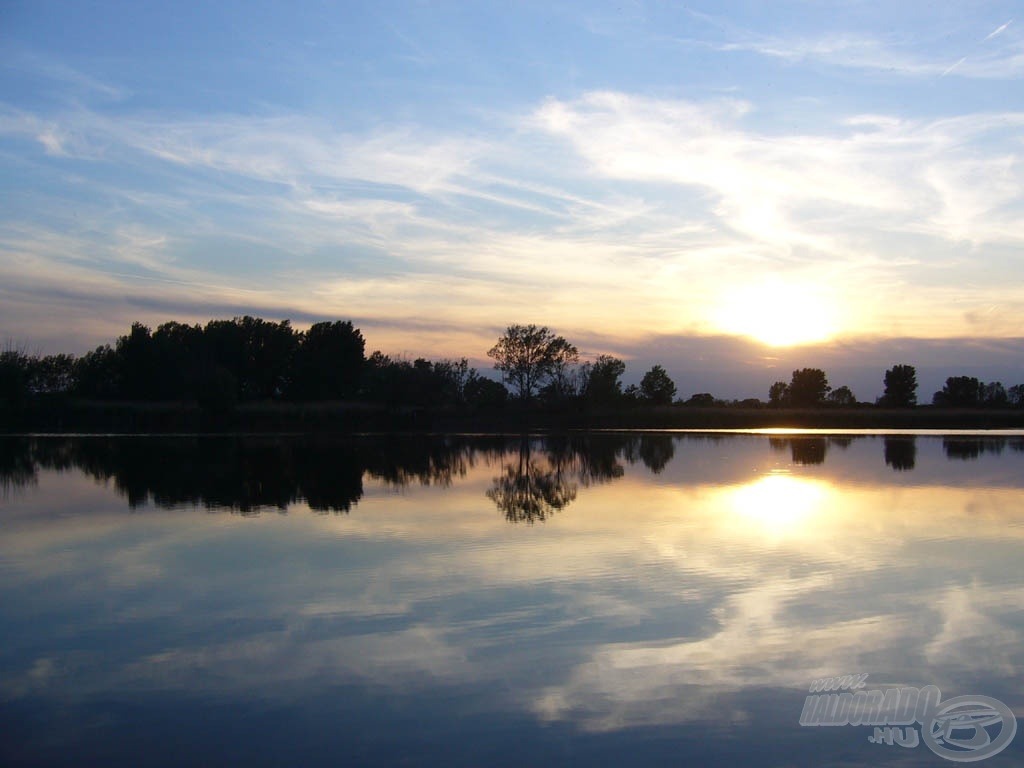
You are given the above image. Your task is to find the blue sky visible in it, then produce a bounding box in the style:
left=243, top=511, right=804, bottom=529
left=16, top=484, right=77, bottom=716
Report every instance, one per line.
left=1, top=0, right=1023, bottom=398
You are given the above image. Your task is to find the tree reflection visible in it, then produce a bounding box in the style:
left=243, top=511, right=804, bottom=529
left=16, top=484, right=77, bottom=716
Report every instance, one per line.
left=637, top=435, right=675, bottom=474
left=0, top=436, right=483, bottom=514
left=2, top=435, right=625, bottom=520
left=0, top=437, right=37, bottom=496
left=942, top=437, right=1009, bottom=461
left=487, top=440, right=578, bottom=524
left=362, top=436, right=483, bottom=488
left=484, top=436, right=639, bottom=523
left=884, top=437, right=916, bottom=471
left=769, top=437, right=829, bottom=465
left=11, top=433, right=1019, bottom=522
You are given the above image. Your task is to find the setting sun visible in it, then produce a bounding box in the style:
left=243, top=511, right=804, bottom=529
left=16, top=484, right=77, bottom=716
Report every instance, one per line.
left=712, top=280, right=839, bottom=347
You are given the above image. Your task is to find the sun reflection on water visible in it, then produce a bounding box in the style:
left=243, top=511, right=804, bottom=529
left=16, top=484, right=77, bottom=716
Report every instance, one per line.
left=727, top=472, right=830, bottom=533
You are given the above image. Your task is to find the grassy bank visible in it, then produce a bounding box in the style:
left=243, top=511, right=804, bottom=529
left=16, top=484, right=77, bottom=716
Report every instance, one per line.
left=3, top=397, right=1024, bottom=434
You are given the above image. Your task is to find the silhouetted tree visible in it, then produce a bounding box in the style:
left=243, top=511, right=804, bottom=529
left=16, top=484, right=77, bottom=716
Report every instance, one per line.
left=581, top=355, right=626, bottom=406
left=463, top=375, right=508, bottom=408
left=933, top=376, right=983, bottom=407
left=487, top=324, right=577, bottom=400
left=116, top=322, right=156, bottom=399
left=291, top=320, right=365, bottom=400
left=0, top=345, right=32, bottom=407
left=1009, top=384, right=1024, bottom=407
left=685, top=393, right=716, bottom=407
left=29, top=354, right=76, bottom=394
left=73, top=345, right=121, bottom=398
left=142, top=321, right=204, bottom=399
left=982, top=381, right=1008, bottom=407
left=639, top=365, right=676, bottom=405
left=768, top=381, right=789, bottom=407
left=433, top=358, right=474, bottom=405
left=234, top=316, right=299, bottom=399
left=882, top=364, right=917, bottom=407
left=827, top=385, right=856, bottom=407
left=788, top=368, right=830, bottom=407
left=361, top=353, right=474, bottom=407
left=201, top=319, right=247, bottom=398
left=543, top=337, right=581, bottom=401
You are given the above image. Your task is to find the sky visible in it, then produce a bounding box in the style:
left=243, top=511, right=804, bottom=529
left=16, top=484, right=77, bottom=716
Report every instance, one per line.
left=1, top=0, right=1022, bottom=399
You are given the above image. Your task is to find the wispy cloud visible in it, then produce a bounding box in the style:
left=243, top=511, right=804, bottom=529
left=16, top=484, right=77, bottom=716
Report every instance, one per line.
left=533, top=91, right=1024, bottom=248
left=941, top=56, right=968, bottom=76
left=984, top=20, right=1013, bottom=42
left=3, top=83, right=1024, bottom=358
left=687, top=19, right=1024, bottom=80
left=0, top=48, right=127, bottom=100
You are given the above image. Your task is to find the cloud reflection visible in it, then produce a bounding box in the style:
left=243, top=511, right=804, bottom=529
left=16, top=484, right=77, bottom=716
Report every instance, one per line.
left=1, top=434, right=1023, bottom=755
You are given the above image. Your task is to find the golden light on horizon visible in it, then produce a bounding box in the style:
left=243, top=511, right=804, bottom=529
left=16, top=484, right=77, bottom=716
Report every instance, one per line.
left=712, top=279, right=839, bottom=347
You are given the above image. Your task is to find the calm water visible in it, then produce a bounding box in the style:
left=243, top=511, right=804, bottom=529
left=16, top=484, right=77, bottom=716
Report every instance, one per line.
left=2, top=432, right=1023, bottom=767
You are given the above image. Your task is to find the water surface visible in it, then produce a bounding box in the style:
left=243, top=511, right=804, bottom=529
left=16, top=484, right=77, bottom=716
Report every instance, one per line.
left=2, top=433, right=1022, bottom=766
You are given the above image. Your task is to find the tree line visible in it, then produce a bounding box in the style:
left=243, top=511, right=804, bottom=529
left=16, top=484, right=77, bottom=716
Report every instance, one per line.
left=766, top=364, right=1024, bottom=409
left=2, top=317, right=1023, bottom=411
left=1, top=318, right=505, bottom=412
left=0, top=319, right=681, bottom=411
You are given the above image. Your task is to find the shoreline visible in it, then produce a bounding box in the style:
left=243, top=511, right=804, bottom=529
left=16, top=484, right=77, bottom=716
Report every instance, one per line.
left=4, top=399, right=1024, bottom=434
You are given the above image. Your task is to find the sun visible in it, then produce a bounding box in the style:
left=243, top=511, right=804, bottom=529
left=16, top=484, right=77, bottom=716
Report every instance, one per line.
left=712, top=278, right=839, bottom=347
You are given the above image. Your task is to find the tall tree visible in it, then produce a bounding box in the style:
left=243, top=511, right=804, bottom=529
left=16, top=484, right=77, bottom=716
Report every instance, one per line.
left=291, top=321, right=365, bottom=400
left=1008, top=384, right=1024, bottom=407
left=30, top=354, right=76, bottom=394
left=0, top=344, right=32, bottom=407
left=827, top=385, right=856, bottom=407
left=788, top=368, right=830, bottom=407
left=932, top=376, right=982, bottom=408
left=151, top=321, right=204, bottom=399
left=982, top=381, right=1007, bottom=407
left=882, top=364, right=917, bottom=407
left=74, top=345, right=121, bottom=398
left=543, top=337, right=581, bottom=400
left=235, top=316, right=300, bottom=399
left=639, top=365, right=677, bottom=405
left=582, top=355, right=626, bottom=406
left=116, top=322, right=155, bottom=399
left=487, top=324, right=577, bottom=400
left=768, top=381, right=790, bottom=407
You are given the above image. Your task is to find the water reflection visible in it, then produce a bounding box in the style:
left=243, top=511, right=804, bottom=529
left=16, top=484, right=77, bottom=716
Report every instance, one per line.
left=487, top=441, right=577, bottom=523
left=727, top=473, right=829, bottom=532
left=943, top=436, right=1007, bottom=460
left=629, top=433, right=676, bottom=474
left=4, top=432, right=1024, bottom=515
left=884, top=436, right=917, bottom=471
left=769, top=435, right=829, bottom=465
left=1, top=433, right=1023, bottom=767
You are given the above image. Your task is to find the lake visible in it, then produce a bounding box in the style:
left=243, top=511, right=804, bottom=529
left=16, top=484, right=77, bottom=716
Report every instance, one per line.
left=2, top=432, right=1022, bottom=766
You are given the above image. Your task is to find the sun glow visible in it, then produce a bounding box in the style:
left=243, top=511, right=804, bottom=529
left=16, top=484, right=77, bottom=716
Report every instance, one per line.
left=727, top=473, right=829, bottom=532
left=712, top=279, right=839, bottom=347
